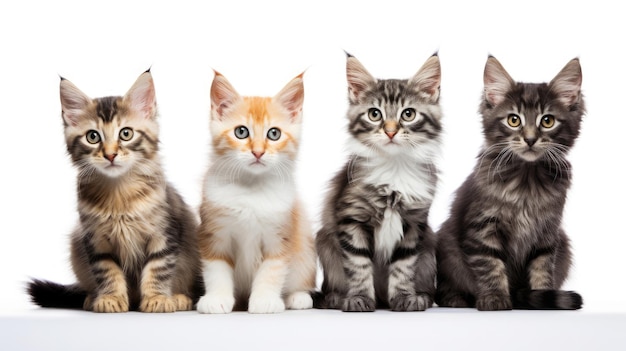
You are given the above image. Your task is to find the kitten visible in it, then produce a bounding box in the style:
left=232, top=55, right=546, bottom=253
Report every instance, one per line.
left=196, top=71, right=316, bottom=314
left=314, top=53, right=442, bottom=312
left=435, top=56, right=584, bottom=310
left=28, top=70, right=201, bottom=312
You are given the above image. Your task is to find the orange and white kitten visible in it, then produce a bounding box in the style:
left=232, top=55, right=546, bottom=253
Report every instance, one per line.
left=196, top=71, right=316, bottom=314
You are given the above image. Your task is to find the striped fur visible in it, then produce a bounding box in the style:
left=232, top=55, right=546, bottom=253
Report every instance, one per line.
left=315, top=53, right=441, bottom=312
left=28, top=71, right=201, bottom=312
left=196, top=71, right=316, bottom=314
left=435, top=57, right=584, bottom=310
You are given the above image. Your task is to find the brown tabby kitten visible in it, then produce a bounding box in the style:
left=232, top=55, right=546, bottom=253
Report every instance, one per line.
left=28, top=70, right=201, bottom=312
left=435, top=56, right=584, bottom=310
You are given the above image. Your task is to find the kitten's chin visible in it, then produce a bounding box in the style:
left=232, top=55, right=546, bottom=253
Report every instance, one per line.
left=516, top=149, right=543, bottom=162
left=96, top=163, right=132, bottom=178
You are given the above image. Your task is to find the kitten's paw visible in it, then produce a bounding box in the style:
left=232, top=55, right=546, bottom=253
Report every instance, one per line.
left=172, top=294, right=193, bottom=311
left=476, top=294, right=512, bottom=311
left=92, top=294, right=129, bottom=313
left=324, top=292, right=344, bottom=309
left=286, top=292, right=313, bottom=310
left=197, top=294, right=235, bottom=314
left=436, top=294, right=471, bottom=308
left=140, top=295, right=176, bottom=313
left=248, top=294, right=285, bottom=314
left=390, top=293, right=432, bottom=312
left=342, top=295, right=375, bottom=312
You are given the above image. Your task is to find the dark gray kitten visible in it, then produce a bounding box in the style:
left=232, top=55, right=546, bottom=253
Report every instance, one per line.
left=435, top=56, right=584, bottom=310
left=315, top=53, right=442, bottom=312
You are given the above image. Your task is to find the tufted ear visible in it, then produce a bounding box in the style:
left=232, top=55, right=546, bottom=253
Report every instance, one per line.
left=274, top=72, right=305, bottom=122
left=483, top=56, right=515, bottom=107
left=123, top=69, right=157, bottom=119
left=346, top=52, right=376, bottom=104
left=210, top=70, right=242, bottom=120
left=59, top=77, right=91, bottom=126
left=409, top=53, right=441, bottom=103
left=549, top=58, right=582, bottom=109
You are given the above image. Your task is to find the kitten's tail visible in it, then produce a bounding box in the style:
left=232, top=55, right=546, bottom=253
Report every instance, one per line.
left=311, top=290, right=326, bottom=309
left=27, top=279, right=87, bottom=309
left=513, top=289, right=583, bottom=310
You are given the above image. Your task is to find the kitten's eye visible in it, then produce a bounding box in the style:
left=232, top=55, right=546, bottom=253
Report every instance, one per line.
left=541, top=114, right=555, bottom=129
left=234, top=126, right=249, bottom=139
left=119, top=127, right=134, bottom=141
left=507, top=114, right=521, bottom=128
left=401, top=108, right=417, bottom=122
left=267, top=127, right=281, bottom=141
left=86, top=130, right=101, bottom=144
left=368, top=108, right=383, bottom=122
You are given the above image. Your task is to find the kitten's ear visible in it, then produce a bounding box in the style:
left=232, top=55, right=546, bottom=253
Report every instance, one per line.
left=210, top=71, right=241, bottom=120
left=409, top=53, right=441, bottom=103
left=123, top=70, right=157, bottom=120
left=274, top=73, right=304, bottom=122
left=346, top=53, right=376, bottom=103
left=483, top=56, right=515, bottom=107
left=549, top=58, right=582, bottom=108
left=60, top=77, right=91, bottom=126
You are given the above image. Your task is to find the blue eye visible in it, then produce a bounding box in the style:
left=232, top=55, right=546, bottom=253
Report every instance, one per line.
left=234, top=126, right=249, bottom=139
left=267, top=128, right=281, bottom=141
left=86, top=130, right=101, bottom=144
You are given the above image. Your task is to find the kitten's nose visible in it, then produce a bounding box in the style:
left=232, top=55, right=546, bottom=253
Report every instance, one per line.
left=252, top=151, right=265, bottom=160
left=105, top=153, right=117, bottom=162
left=524, top=137, right=537, bottom=147
left=385, top=131, right=397, bottom=139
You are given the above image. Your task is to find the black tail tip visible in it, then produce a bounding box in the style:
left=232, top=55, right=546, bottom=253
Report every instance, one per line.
left=27, top=279, right=86, bottom=309
left=311, top=290, right=325, bottom=309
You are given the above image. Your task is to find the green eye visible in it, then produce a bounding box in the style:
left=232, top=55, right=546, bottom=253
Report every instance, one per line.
left=368, top=108, right=383, bottom=122
left=234, top=126, right=249, bottom=139
left=541, top=114, right=555, bottom=129
left=86, top=130, right=101, bottom=144
left=401, top=108, right=416, bottom=122
left=119, top=127, right=134, bottom=141
left=267, top=127, right=281, bottom=141
left=507, top=114, right=521, bottom=128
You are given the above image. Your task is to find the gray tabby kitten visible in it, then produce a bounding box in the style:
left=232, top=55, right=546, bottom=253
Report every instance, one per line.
left=436, top=56, right=584, bottom=310
left=28, top=70, right=201, bottom=312
left=315, top=53, right=441, bottom=312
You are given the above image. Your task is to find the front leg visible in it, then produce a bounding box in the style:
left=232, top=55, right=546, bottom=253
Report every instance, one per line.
left=388, top=223, right=435, bottom=312
left=462, top=219, right=512, bottom=311
left=80, top=232, right=129, bottom=313
left=527, top=249, right=556, bottom=290
left=248, top=257, right=289, bottom=314
left=338, top=226, right=376, bottom=312
left=139, top=244, right=180, bottom=313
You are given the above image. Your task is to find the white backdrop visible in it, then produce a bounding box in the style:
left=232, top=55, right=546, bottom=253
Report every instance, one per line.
left=0, top=0, right=624, bottom=312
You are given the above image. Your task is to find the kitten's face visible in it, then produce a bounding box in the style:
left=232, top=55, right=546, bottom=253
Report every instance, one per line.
left=345, top=54, right=442, bottom=157
left=60, top=71, right=159, bottom=178
left=209, top=72, right=304, bottom=176
left=480, top=57, right=584, bottom=162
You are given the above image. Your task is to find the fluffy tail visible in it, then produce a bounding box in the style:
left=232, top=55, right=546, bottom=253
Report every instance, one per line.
left=513, top=289, right=583, bottom=310
left=27, top=279, right=87, bottom=309
left=311, top=291, right=326, bottom=309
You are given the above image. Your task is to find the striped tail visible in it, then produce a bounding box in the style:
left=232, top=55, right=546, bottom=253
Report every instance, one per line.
left=513, top=289, right=583, bottom=310
left=27, top=279, right=87, bottom=309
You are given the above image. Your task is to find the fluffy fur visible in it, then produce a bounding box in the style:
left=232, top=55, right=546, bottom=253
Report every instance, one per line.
left=435, top=56, right=584, bottom=310
left=28, top=71, right=201, bottom=312
left=196, top=71, right=316, bottom=314
left=315, top=53, right=442, bottom=312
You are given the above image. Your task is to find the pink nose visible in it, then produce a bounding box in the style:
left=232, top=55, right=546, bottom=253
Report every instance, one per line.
left=385, top=131, right=397, bottom=139
left=105, top=153, right=117, bottom=162
left=252, top=151, right=265, bottom=160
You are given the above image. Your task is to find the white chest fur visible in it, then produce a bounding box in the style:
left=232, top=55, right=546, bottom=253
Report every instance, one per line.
left=203, top=174, right=295, bottom=293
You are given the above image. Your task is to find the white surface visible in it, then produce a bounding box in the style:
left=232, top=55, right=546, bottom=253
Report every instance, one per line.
left=1, top=0, right=625, bottom=350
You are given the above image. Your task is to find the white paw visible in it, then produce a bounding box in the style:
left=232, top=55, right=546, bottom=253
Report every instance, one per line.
left=196, top=294, right=235, bottom=314
left=248, top=294, right=285, bottom=314
left=285, top=292, right=313, bottom=310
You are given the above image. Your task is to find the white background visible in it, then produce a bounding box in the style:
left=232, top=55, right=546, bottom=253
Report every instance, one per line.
left=0, top=0, right=625, bottom=349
